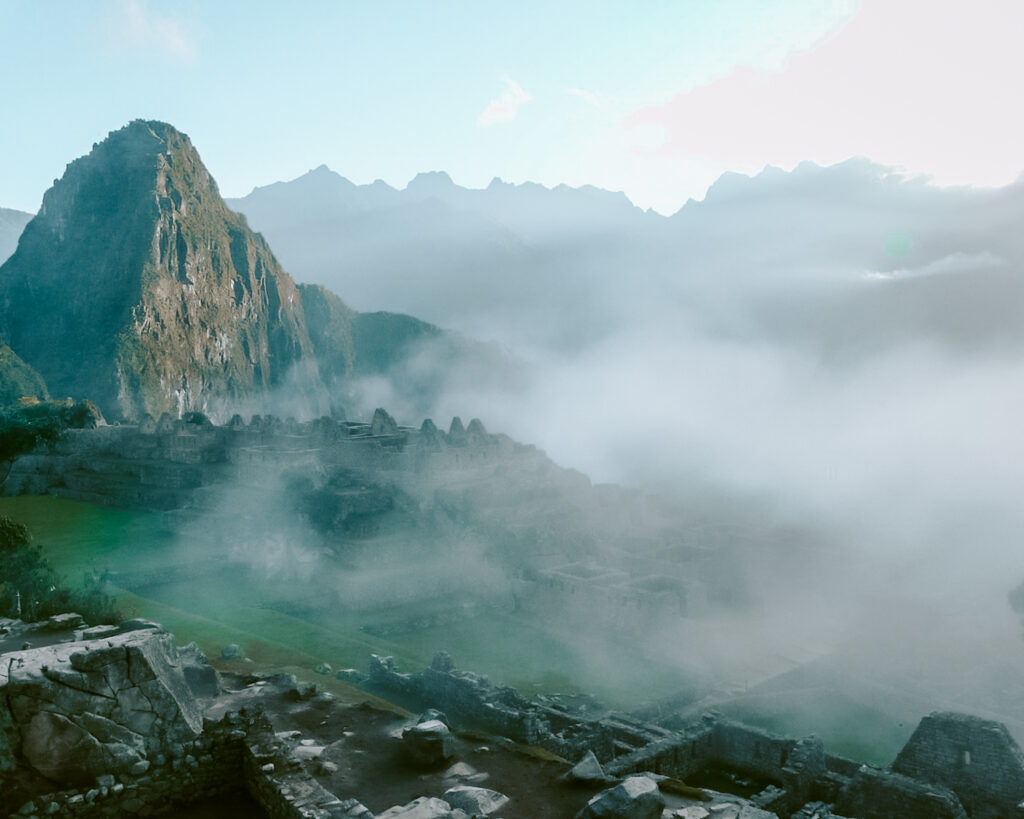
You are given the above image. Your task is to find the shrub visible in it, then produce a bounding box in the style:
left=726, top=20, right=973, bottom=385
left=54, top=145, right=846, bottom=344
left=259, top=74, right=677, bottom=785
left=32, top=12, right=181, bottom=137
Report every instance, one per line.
left=0, top=400, right=101, bottom=479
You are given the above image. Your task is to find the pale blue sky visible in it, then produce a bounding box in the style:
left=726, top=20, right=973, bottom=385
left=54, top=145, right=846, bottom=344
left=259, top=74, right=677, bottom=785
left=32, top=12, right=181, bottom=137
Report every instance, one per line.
left=2, top=1, right=1021, bottom=214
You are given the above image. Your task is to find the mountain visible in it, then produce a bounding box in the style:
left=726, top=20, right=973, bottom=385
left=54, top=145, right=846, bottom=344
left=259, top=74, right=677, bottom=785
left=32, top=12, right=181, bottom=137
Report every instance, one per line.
left=229, top=159, right=1024, bottom=361
left=0, top=121, right=326, bottom=420
left=299, top=282, right=522, bottom=419
left=227, top=167, right=661, bottom=349
left=0, top=208, right=32, bottom=266
left=0, top=121, right=512, bottom=423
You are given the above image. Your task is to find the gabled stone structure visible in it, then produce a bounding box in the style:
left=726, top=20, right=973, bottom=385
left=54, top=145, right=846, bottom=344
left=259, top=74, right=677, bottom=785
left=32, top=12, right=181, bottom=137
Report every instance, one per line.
left=891, top=711, right=1024, bottom=819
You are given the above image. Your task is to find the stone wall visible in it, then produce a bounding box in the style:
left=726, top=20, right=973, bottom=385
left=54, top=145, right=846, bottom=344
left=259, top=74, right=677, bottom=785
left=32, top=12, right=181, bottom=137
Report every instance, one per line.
left=5, top=714, right=252, bottom=818
left=1, top=628, right=214, bottom=787
left=365, top=654, right=1024, bottom=819
left=366, top=653, right=602, bottom=760
left=603, top=720, right=716, bottom=780
left=0, top=616, right=376, bottom=819
left=834, top=765, right=968, bottom=819
left=367, top=651, right=833, bottom=816
left=241, top=726, right=371, bottom=819
left=891, top=711, right=1024, bottom=819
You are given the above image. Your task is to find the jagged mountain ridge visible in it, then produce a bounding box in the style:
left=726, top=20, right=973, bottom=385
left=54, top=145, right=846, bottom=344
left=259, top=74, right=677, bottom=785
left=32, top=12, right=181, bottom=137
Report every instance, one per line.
left=227, top=159, right=1024, bottom=359
left=0, top=121, right=501, bottom=421
left=226, top=167, right=662, bottom=350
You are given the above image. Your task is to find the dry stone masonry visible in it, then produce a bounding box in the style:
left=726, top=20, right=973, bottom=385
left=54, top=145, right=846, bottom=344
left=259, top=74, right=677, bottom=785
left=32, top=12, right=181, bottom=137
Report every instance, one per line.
left=367, top=652, right=1024, bottom=819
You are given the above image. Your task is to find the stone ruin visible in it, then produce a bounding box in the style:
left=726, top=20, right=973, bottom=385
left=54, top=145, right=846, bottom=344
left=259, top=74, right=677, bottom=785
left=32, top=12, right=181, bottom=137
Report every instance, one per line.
left=366, top=652, right=1024, bottom=819
left=0, top=412, right=750, bottom=635
left=3, top=626, right=206, bottom=786
left=0, top=410, right=507, bottom=513
left=0, top=615, right=371, bottom=819
left=3, top=613, right=1024, bottom=818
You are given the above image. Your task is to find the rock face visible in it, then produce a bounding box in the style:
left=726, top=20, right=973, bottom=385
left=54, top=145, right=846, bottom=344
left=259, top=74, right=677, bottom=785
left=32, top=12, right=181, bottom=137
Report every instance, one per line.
left=0, top=121, right=516, bottom=423
left=0, top=120, right=327, bottom=420
left=576, top=774, right=665, bottom=819
left=297, top=283, right=357, bottom=393
left=0, top=627, right=210, bottom=786
left=0, top=206, right=32, bottom=266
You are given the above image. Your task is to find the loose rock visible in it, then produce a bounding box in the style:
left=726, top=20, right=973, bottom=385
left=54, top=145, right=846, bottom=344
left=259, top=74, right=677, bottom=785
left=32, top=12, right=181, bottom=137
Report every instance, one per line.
left=576, top=774, right=665, bottom=819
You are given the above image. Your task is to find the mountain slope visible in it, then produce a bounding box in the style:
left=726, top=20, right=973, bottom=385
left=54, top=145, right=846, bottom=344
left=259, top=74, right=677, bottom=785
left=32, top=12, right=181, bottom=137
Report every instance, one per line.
left=299, top=282, right=522, bottom=420
left=0, top=121, right=327, bottom=420
left=0, top=208, right=32, bottom=266
left=0, top=344, right=48, bottom=407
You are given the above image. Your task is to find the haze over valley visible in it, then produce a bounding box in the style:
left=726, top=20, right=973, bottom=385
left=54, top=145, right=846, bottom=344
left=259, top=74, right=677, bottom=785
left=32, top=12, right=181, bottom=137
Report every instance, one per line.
left=2, top=4, right=1024, bottom=817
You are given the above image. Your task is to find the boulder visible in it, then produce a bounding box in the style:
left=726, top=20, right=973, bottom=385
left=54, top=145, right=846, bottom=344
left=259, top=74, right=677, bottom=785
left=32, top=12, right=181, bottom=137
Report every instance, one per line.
left=76, top=625, right=120, bottom=641
left=576, top=775, right=665, bottom=819
left=791, top=804, right=852, bottom=819
left=442, top=785, right=509, bottom=816
left=37, top=613, right=85, bottom=632
left=21, top=712, right=106, bottom=786
left=565, top=749, right=607, bottom=784
left=700, top=806, right=777, bottom=819
left=403, top=719, right=455, bottom=767
left=3, top=628, right=204, bottom=784
left=221, top=643, right=245, bottom=660
left=418, top=707, right=452, bottom=729
left=377, top=796, right=468, bottom=819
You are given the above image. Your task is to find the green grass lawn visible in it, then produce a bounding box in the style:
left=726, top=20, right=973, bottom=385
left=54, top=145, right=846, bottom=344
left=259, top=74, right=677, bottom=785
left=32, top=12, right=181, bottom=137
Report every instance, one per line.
left=0, top=494, right=910, bottom=764
left=0, top=495, right=691, bottom=710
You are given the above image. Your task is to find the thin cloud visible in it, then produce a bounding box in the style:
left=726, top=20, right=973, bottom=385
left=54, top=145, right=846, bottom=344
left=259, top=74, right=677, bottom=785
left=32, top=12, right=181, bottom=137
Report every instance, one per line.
left=120, top=0, right=198, bottom=62
left=478, top=76, right=532, bottom=127
left=566, top=87, right=600, bottom=106
left=625, top=0, right=1024, bottom=188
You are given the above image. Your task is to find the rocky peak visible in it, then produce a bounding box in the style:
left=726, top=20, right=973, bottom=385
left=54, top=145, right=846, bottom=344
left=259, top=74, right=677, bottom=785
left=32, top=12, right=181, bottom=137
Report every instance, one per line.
left=0, top=120, right=327, bottom=420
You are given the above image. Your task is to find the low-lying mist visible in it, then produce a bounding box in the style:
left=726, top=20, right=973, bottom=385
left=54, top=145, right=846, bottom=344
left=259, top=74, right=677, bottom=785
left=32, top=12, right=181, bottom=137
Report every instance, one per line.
left=205, top=160, right=1024, bottom=760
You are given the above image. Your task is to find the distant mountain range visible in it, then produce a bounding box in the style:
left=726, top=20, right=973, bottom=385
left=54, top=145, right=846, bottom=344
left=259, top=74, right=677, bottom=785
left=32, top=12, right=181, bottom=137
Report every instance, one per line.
left=0, top=121, right=507, bottom=420
left=227, top=159, right=1024, bottom=361
left=226, top=167, right=663, bottom=351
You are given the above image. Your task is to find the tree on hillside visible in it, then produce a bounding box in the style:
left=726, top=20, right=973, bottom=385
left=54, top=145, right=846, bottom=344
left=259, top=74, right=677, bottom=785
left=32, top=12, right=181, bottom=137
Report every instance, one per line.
left=0, top=400, right=101, bottom=486
left=0, top=515, right=122, bottom=624
left=0, top=516, right=54, bottom=620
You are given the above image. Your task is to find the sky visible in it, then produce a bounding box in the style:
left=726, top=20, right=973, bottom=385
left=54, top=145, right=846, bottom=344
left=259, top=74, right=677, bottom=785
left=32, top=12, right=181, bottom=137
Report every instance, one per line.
left=1, top=0, right=1023, bottom=215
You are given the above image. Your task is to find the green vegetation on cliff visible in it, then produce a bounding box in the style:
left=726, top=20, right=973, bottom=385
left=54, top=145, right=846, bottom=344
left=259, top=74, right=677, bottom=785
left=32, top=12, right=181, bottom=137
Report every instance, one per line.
left=0, top=344, right=48, bottom=407
left=297, top=283, right=357, bottom=386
